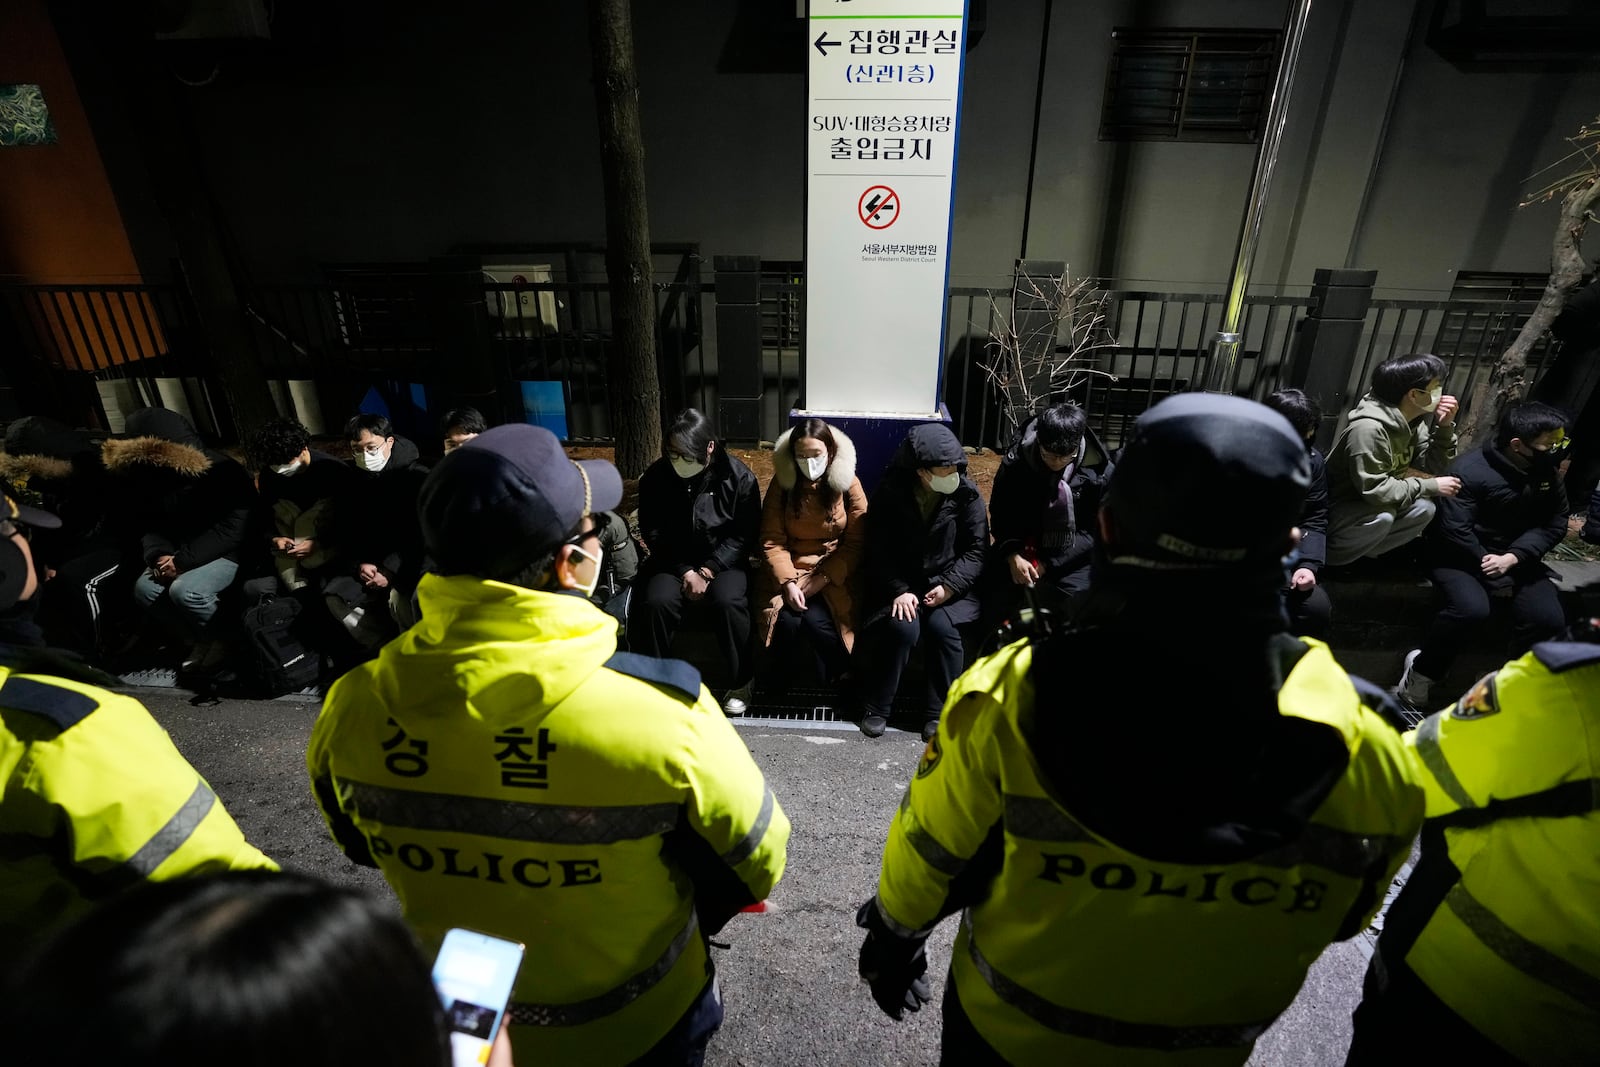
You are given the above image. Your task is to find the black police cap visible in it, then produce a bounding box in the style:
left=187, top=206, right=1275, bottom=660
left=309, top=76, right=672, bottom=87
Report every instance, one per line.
left=419, top=424, right=622, bottom=580
left=1102, top=393, right=1311, bottom=570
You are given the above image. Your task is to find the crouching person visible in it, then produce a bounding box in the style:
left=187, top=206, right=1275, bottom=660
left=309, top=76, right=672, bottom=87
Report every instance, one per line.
left=852, top=423, right=987, bottom=741
left=105, top=409, right=255, bottom=672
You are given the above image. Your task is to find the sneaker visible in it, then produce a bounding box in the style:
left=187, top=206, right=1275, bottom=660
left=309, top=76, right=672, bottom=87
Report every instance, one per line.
left=181, top=640, right=219, bottom=671
left=1393, top=649, right=1435, bottom=709
left=723, top=682, right=752, bottom=718
left=860, top=713, right=888, bottom=738
left=921, top=719, right=939, bottom=742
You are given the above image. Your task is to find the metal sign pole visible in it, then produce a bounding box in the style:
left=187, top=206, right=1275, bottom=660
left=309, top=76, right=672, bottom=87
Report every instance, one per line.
left=1205, top=0, right=1315, bottom=394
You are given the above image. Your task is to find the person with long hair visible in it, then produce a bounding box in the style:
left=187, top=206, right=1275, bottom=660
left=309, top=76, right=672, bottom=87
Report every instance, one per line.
left=754, top=418, right=867, bottom=694
left=632, top=408, right=762, bottom=713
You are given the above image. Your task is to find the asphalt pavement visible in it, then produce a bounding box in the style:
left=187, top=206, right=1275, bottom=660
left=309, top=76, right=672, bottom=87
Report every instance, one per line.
left=139, top=688, right=1379, bottom=1067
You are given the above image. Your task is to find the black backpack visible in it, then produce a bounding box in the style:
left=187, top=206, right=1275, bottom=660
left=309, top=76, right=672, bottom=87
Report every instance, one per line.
left=241, top=595, right=320, bottom=697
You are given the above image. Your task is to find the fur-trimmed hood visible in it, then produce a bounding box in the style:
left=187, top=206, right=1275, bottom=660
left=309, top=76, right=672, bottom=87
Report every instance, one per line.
left=101, top=436, right=213, bottom=477
left=773, top=425, right=858, bottom=493
left=0, top=452, right=74, bottom=482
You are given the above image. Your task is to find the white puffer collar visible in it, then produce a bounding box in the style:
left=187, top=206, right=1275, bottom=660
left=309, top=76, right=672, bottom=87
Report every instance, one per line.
left=773, top=424, right=857, bottom=493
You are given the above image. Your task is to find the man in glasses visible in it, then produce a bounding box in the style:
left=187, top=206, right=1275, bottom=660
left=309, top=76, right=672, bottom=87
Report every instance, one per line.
left=309, top=424, right=788, bottom=1066
left=1394, top=401, right=1574, bottom=713
left=0, top=482, right=275, bottom=970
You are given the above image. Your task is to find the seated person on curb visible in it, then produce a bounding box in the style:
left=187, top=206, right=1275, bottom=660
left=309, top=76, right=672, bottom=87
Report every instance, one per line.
left=632, top=408, right=761, bottom=711
left=0, top=484, right=275, bottom=971
left=324, top=414, right=430, bottom=655
left=247, top=419, right=355, bottom=595
left=103, top=409, right=256, bottom=672
left=982, top=401, right=1111, bottom=635
left=1394, top=401, right=1572, bottom=712
left=308, top=424, right=787, bottom=1065
left=589, top=508, right=641, bottom=628
left=1325, top=353, right=1460, bottom=567
left=440, top=406, right=488, bottom=455
left=853, top=423, right=988, bottom=741
left=1, top=871, right=507, bottom=1067
left=1264, top=389, right=1334, bottom=639
left=755, top=419, right=867, bottom=702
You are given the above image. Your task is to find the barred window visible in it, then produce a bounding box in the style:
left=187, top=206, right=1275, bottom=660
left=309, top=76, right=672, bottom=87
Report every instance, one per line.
left=1100, top=29, right=1279, bottom=143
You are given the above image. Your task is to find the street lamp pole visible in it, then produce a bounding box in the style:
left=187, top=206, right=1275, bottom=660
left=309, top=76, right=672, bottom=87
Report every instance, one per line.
left=1205, top=0, right=1315, bottom=394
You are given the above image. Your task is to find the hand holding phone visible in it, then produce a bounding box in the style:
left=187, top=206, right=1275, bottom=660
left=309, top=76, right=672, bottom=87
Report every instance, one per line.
left=432, top=928, right=525, bottom=1067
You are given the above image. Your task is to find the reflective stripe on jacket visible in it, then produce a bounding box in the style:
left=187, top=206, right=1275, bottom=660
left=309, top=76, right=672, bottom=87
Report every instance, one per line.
left=875, top=639, right=1422, bottom=1065
left=308, top=573, right=788, bottom=1065
left=1382, top=641, right=1600, bottom=1063
left=0, top=669, right=276, bottom=966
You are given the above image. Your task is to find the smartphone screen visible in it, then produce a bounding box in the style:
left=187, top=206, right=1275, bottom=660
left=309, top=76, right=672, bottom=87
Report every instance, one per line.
left=431, top=928, right=525, bottom=1067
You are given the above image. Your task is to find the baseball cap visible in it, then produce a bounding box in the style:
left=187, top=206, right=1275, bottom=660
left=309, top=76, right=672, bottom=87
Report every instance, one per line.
left=0, top=482, right=62, bottom=532
left=1102, top=393, right=1311, bottom=570
left=418, top=424, right=622, bottom=579
left=0, top=484, right=59, bottom=609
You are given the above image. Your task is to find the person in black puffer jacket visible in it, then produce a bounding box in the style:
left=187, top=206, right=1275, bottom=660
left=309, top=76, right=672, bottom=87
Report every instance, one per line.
left=1264, top=389, right=1334, bottom=640
left=324, top=414, right=429, bottom=657
left=103, top=408, right=256, bottom=668
left=982, top=402, right=1113, bottom=637
left=1394, top=401, right=1572, bottom=711
left=632, top=408, right=761, bottom=705
left=853, top=422, right=988, bottom=740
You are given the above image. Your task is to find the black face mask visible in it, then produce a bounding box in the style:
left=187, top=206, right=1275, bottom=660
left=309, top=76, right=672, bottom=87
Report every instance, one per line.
left=1524, top=447, right=1562, bottom=471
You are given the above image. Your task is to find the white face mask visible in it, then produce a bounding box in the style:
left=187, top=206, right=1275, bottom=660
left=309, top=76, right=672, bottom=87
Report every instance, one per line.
left=1417, top=385, right=1442, bottom=413
left=271, top=460, right=303, bottom=477
left=927, top=471, right=960, bottom=495
left=670, top=457, right=707, bottom=480
left=800, top=455, right=828, bottom=482
left=360, top=448, right=390, bottom=473
left=569, top=543, right=603, bottom=599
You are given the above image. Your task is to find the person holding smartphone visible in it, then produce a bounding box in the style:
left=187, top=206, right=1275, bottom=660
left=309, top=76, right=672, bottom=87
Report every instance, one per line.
left=1, top=870, right=513, bottom=1067
left=309, top=424, right=789, bottom=1066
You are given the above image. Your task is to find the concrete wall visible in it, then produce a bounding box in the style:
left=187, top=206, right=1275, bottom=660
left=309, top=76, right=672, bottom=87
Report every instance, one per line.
left=50, top=0, right=1600, bottom=298
left=0, top=0, right=141, bottom=283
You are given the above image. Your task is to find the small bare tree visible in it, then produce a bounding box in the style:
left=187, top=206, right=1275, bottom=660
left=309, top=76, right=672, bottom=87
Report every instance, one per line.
left=980, top=269, right=1119, bottom=442
left=1459, top=116, right=1600, bottom=448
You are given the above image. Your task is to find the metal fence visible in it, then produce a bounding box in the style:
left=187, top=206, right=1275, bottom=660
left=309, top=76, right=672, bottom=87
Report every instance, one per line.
left=0, top=276, right=1559, bottom=449
left=0, top=283, right=219, bottom=433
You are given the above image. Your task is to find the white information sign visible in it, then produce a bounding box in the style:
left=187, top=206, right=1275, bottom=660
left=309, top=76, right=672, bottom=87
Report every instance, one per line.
left=804, top=0, right=968, bottom=416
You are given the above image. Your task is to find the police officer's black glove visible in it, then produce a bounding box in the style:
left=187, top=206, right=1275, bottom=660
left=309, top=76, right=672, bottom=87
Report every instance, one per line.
left=856, top=898, right=933, bottom=1020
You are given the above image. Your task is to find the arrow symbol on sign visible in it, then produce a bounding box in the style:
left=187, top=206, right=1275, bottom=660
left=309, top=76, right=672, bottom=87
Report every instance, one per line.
left=814, top=31, right=840, bottom=57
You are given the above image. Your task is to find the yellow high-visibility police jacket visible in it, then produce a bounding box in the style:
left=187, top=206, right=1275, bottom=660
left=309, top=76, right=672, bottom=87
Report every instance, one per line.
left=1376, top=640, right=1600, bottom=1063
left=873, top=637, right=1423, bottom=1066
left=0, top=665, right=276, bottom=967
left=308, top=574, right=789, bottom=1065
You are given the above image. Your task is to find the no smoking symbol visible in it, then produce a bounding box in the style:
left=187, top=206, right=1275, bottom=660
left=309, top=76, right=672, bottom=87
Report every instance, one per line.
left=859, top=186, right=898, bottom=229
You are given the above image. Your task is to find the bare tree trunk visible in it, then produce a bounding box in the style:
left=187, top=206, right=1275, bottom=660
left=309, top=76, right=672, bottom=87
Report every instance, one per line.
left=1459, top=175, right=1600, bottom=448
left=587, top=0, right=662, bottom=479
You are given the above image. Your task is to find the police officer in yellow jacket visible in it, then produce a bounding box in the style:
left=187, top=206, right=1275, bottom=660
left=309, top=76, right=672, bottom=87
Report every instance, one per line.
left=0, top=485, right=274, bottom=969
left=856, top=394, right=1425, bottom=1065
left=308, top=424, right=789, bottom=1066
left=1347, top=621, right=1600, bottom=1065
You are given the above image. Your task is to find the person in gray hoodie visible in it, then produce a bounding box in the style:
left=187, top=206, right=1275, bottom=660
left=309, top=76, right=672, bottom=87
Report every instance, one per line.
left=1325, top=353, right=1461, bottom=566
